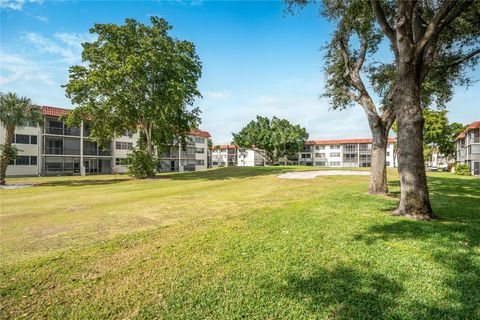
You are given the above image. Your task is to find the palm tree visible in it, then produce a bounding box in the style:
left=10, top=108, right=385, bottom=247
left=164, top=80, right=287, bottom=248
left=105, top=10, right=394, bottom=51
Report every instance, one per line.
left=0, top=92, right=43, bottom=185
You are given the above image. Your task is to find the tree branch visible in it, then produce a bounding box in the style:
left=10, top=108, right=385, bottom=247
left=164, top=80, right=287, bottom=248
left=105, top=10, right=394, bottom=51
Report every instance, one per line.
left=370, top=1, right=396, bottom=46
left=338, top=34, right=352, bottom=78
left=380, top=103, right=396, bottom=129
left=412, top=2, right=427, bottom=44
left=354, top=35, right=368, bottom=73
left=414, top=0, right=472, bottom=61
left=444, top=48, right=480, bottom=68
left=346, top=91, right=360, bottom=103
left=337, top=32, right=378, bottom=117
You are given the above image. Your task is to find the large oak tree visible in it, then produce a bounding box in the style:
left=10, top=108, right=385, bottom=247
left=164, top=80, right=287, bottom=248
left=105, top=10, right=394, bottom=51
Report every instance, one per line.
left=232, top=116, right=309, bottom=165
left=370, top=0, right=479, bottom=219
left=64, top=17, right=202, bottom=177
left=288, top=0, right=479, bottom=219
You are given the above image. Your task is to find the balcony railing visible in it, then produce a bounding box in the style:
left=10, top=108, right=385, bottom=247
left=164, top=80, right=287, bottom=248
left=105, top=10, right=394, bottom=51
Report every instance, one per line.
left=43, top=147, right=111, bottom=156
left=44, top=127, right=81, bottom=136
left=44, top=147, right=81, bottom=155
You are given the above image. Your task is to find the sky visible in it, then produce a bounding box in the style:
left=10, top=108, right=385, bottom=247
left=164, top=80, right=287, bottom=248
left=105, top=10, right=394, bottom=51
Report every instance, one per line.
left=1, top=0, right=479, bottom=144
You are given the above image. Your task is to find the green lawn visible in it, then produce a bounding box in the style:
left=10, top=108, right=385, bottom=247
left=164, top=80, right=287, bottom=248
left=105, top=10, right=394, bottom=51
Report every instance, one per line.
left=1, top=167, right=479, bottom=319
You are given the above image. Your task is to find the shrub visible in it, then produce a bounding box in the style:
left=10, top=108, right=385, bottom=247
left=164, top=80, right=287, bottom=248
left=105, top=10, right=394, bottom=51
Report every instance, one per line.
left=454, top=164, right=471, bottom=176
left=127, top=149, right=157, bottom=178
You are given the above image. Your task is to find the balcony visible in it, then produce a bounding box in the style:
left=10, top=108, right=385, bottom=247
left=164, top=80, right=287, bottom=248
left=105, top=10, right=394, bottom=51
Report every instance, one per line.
left=44, top=127, right=81, bottom=136
left=44, top=147, right=81, bottom=155
left=470, top=137, right=480, bottom=144
left=43, top=147, right=111, bottom=156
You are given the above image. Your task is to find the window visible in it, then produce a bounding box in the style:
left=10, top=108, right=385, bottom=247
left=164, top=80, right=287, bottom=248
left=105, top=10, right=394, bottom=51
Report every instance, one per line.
left=315, top=145, right=325, bottom=150
left=14, top=134, right=30, bottom=144
left=330, top=152, right=340, bottom=157
left=196, top=147, right=205, bottom=154
left=330, top=144, right=340, bottom=149
left=315, top=161, right=326, bottom=166
left=21, top=120, right=37, bottom=127
left=196, top=160, right=204, bottom=165
left=10, top=156, right=37, bottom=165
left=359, top=144, right=372, bottom=152
left=330, top=161, right=341, bottom=166
left=343, top=153, right=357, bottom=161
left=184, top=146, right=195, bottom=155
left=193, top=137, right=205, bottom=144
left=15, top=156, right=30, bottom=165
left=301, top=153, right=311, bottom=159
left=315, top=153, right=326, bottom=158
left=123, top=130, right=134, bottom=138
left=360, top=154, right=371, bottom=161
left=30, top=135, right=37, bottom=145
left=115, top=158, right=128, bottom=166
left=115, top=141, right=133, bottom=150
left=386, top=161, right=390, bottom=167
left=344, top=144, right=357, bottom=152
left=386, top=152, right=390, bottom=156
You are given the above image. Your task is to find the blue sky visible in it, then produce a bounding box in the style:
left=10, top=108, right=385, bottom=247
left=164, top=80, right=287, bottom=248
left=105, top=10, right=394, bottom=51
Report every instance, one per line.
left=1, top=0, right=479, bottom=144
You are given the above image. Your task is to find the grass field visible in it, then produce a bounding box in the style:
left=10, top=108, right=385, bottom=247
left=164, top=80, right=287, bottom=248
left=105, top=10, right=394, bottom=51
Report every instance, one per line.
left=1, top=167, right=479, bottom=319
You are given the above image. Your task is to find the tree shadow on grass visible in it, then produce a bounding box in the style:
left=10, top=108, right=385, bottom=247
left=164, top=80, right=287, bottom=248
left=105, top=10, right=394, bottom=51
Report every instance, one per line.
left=167, top=166, right=293, bottom=181
left=278, top=264, right=404, bottom=319
left=36, top=177, right=131, bottom=187
left=353, top=175, right=480, bottom=319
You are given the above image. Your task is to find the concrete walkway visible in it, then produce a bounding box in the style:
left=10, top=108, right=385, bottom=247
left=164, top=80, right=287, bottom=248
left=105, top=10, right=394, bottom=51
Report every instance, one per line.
left=278, top=170, right=370, bottom=179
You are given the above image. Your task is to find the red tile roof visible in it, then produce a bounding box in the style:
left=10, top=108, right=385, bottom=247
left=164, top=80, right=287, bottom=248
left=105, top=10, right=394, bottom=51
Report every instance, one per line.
left=41, top=106, right=71, bottom=117
left=190, top=129, right=211, bottom=138
left=455, top=121, right=480, bottom=140
left=211, top=144, right=237, bottom=150
left=305, top=137, right=396, bottom=145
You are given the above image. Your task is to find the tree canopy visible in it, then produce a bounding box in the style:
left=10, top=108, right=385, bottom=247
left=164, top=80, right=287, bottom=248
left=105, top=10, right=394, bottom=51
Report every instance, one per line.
left=287, top=0, right=479, bottom=218
left=232, top=116, right=308, bottom=165
left=423, top=110, right=465, bottom=161
left=64, top=17, right=202, bottom=163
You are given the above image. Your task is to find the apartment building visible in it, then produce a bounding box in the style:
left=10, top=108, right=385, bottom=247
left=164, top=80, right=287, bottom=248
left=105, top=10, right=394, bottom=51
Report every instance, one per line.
left=455, top=121, right=480, bottom=175
left=210, top=145, right=239, bottom=167
left=237, top=148, right=266, bottom=167
left=2, top=106, right=211, bottom=176
left=297, top=138, right=397, bottom=168
left=157, top=130, right=210, bottom=172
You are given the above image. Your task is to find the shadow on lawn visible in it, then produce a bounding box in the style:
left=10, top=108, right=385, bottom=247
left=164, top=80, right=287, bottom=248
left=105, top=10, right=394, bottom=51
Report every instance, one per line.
left=353, top=175, right=480, bottom=318
left=36, top=177, right=131, bottom=187
left=281, top=265, right=404, bottom=318
left=168, top=166, right=291, bottom=181
left=281, top=175, right=479, bottom=319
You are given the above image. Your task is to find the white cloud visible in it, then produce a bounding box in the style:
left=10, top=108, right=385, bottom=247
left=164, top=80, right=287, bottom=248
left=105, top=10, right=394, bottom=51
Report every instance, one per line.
left=30, top=14, right=48, bottom=22
left=200, top=78, right=373, bottom=145
left=0, top=0, right=42, bottom=11
left=23, top=31, right=95, bottom=63
left=253, top=95, right=281, bottom=106
left=203, top=90, right=232, bottom=101
left=0, top=52, right=55, bottom=85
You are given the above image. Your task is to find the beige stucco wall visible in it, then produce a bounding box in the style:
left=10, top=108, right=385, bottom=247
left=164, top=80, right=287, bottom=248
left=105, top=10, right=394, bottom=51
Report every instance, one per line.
left=0, top=124, right=41, bottom=176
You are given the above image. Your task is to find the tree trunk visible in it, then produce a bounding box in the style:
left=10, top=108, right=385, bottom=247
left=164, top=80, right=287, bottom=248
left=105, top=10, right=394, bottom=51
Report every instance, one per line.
left=392, top=75, right=435, bottom=220
left=145, top=138, right=156, bottom=178
left=0, top=127, right=15, bottom=185
left=143, top=124, right=156, bottom=178
left=368, top=124, right=389, bottom=195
